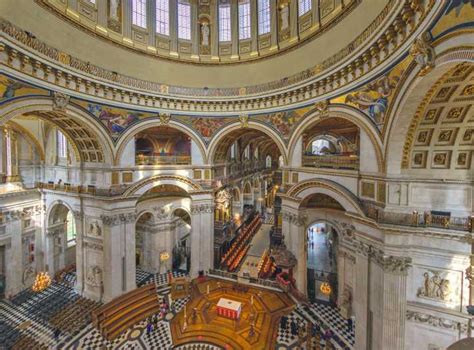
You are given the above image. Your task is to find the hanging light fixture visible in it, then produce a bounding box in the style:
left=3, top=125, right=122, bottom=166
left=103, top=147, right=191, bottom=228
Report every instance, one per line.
left=320, top=282, right=331, bottom=295
left=32, top=272, right=51, bottom=292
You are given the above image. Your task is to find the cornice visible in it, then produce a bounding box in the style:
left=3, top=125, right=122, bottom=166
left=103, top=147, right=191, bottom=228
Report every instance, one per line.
left=0, top=1, right=442, bottom=114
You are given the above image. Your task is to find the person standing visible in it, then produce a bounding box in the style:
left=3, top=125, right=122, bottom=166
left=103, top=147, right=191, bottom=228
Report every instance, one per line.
left=347, top=316, right=353, bottom=332
left=146, top=321, right=153, bottom=336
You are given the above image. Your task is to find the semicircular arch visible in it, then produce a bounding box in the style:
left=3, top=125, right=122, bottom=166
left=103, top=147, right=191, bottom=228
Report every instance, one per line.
left=114, top=119, right=208, bottom=166
left=0, top=97, right=114, bottom=164
left=286, top=178, right=364, bottom=216
left=123, top=174, right=203, bottom=197
left=288, top=105, right=383, bottom=172
left=207, top=121, right=288, bottom=166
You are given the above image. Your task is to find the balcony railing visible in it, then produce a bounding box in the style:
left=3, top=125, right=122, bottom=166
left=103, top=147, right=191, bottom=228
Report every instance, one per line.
left=302, top=154, right=359, bottom=170
left=135, top=155, right=191, bottom=165
left=364, top=203, right=473, bottom=232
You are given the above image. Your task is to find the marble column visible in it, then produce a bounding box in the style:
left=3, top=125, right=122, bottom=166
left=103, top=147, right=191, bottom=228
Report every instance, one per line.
left=289, top=0, right=298, bottom=41
left=250, top=0, right=258, bottom=54
left=190, top=199, right=214, bottom=277
left=5, top=212, right=22, bottom=296
left=122, top=0, right=132, bottom=39
left=191, top=0, right=199, bottom=57
left=73, top=210, right=85, bottom=294
left=337, top=251, right=346, bottom=305
left=354, top=243, right=370, bottom=350
left=147, top=0, right=157, bottom=47
left=0, top=128, right=5, bottom=179
left=270, top=0, right=278, bottom=50
left=169, top=0, right=178, bottom=54
left=210, top=1, right=219, bottom=58
left=380, top=258, right=410, bottom=350
left=231, top=0, right=239, bottom=58
left=96, top=0, right=108, bottom=28
left=101, top=212, right=136, bottom=302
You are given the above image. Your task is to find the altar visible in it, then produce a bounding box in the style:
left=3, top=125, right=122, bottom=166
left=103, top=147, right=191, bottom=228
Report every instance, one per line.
left=216, top=298, right=242, bottom=320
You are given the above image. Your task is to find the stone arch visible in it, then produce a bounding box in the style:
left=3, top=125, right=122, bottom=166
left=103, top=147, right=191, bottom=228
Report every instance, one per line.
left=384, top=38, right=474, bottom=175
left=287, top=105, right=383, bottom=172
left=6, top=120, right=46, bottom=162
left=0, top=97, right=114, bottom=164
left=135, top=210, right=155, bottom=224
left=207, top=121, right=288, bottom=166
left=46, top=200, right=75, bottom=224
left=123, top=174, right=202, bottom=197
left=114, top=119, right=208, bottom=166
left=287, top=178, right=364, bottom=216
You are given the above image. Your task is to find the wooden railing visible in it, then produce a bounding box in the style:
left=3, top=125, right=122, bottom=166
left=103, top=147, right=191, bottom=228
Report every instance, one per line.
left=302, top=154, right=359, bottom=170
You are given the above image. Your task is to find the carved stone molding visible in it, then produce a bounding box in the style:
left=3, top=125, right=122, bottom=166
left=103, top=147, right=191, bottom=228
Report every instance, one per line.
left=353, top=240, right=412, bottom=274
left=100, top=213, right=136, bottom=226
left=52, top=91, right=70, bottom=111
left=3, top=210, right=22, bottom=222
left=406, top=310, right=468, bottom=333
left=159, top=113, right=171, bottom=125
left=409, top=32, right=435, bottom=76
left=73, top=210, right=83, bottom=220
left=191, top=203, right=214, bottom=214
left=84, top=240, right=103, bottom=251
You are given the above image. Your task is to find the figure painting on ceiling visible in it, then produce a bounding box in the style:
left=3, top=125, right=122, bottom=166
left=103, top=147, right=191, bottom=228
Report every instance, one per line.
left=86, top=103, right=142, bottom=137
left=345, top=75, right=400, bottom=126
left=191, top=118, right=226, bottom=138
left=0, top=76, right=48, bottom=101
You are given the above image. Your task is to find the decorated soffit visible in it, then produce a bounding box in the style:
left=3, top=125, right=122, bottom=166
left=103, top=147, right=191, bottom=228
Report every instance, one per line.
left=402, top=63, right=474, bottom=172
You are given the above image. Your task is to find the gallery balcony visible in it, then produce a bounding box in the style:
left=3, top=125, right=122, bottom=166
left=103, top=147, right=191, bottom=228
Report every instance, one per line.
left=302, top=154, right=359, bottom=170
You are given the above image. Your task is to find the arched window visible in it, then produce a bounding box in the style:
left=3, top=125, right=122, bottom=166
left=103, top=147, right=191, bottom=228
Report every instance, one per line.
left=265, top=155, right=272, bottom=168
left=278, top=155, right=284, bottom=167
left=178, top=1, right=191, bottom=40
left=132, top=0, right=147, bottom=28
left=219, top=3, right=232, bottom=42
left=57, top=130, right=67, bottom=158
left=238, top=0, right=251, bottom=40
left=156, top=0, right=170, bottom=35
left=298, top=0, right=312, bottom=16
left=230, top=143, right=236, bottom=159
left=258, top=0, right=271, bottom=35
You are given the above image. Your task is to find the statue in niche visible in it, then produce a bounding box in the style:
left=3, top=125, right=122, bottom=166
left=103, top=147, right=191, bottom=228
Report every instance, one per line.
left=86, top=265, right=102, bottom=287
left=201, top=22, right=210, bottom=47
left=109, top=0, right=120, bottom=21
left=280, top=4, right=289, bottom=31
left=88, top=221, right=102, bottom=237
left=417, top=271, right=452, bottom=302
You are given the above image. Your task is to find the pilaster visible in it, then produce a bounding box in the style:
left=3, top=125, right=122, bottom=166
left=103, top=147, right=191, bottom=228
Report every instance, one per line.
left=122, top=0, right=132, bottom=39
left=147, top=0, right=157, bottom=47
left=270, top=0, right=278, bottom=50
left=190, top=199, right=214, bottom=277
left=169, top=0, right=178, bottom=54
left=230, top=0, right=239, bottom=58
left=250, top=0, right=258, bottom=54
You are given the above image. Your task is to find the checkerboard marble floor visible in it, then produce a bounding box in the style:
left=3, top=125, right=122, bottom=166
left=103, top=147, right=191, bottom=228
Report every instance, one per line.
left=2, top=270, right=354, bottom=350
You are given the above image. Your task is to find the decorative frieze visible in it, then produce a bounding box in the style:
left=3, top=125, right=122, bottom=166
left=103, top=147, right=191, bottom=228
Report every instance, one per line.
left=52, top=91, right=70, bottom=111
left=100, top=213, right=136, bottom=226
left=353, top=240, right=412, bottom=274
left=191, top=204, right=214, bottom=214
left=406, top=310, right=468, bottom=333
left=83, top=240, right=103, bottom=251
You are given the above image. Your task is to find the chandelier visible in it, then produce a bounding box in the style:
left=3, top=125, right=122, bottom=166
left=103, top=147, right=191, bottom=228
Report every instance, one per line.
left=32, top=272, right=51, bottom=292
left=320, top=282, right=332, bottom=296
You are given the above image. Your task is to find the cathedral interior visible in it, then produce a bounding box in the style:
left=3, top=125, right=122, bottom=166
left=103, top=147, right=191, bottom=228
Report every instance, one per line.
left=0, top=1, right=473, bottom=349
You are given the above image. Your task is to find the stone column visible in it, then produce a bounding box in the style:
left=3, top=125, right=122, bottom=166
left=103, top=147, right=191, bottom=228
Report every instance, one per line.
left=147, top=0, right=157, bottom=47
left=210, top=1, right=219, bottom=58
left=45, top=229, right=57, bottom=276
left=250, top=0, right=258, bottom=54
left=122, top=0, right=132, bottom=39
left=380, top=256, right=410, bottom=350
left=311, top=0, right=320, bottom=30
left=169, top=0, right=178, bottom=54
left=4, top=211, right=22, bottom=296
left=337, top=251, right=346, bottom=304
left=190, top=198, right=214, bottom=277
left=96, top=0, right=108, bottom=28
left=73, top=210, right=85, bottom=294
left=354, top=242, right=370, bottom=350
left=0, top=127, right=5, bottom=179
left=231, top=0, right=239, bottom=58
left=101, top=212, right=136, bottom=302
left=191, top=0, right=199, bottom=57
left=270, top=0, right=278, bottom=50
left=289, top=0, right=298, bottom=41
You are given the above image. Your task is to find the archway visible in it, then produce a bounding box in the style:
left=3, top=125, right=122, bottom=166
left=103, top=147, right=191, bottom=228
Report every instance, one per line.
left=306, top=220, right=340, bottom=304
left=134, top=184, right=193, bottom=282
left=46, top=202, right=77, bottom=282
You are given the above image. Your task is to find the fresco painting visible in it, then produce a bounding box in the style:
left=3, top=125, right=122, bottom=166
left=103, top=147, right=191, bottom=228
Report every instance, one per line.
left=71, top=99, right=158, bottom=139
left=0, top=75, right=49, bottom=102
left=431, top=0, right=474, bottom=37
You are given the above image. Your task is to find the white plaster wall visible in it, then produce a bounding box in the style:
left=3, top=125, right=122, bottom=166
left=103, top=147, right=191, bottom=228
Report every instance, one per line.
left=359, top=129, right=378, bottom=174
left=119, top=138, right=136, bottom=167
left=191, top=140, right=204, bottom=166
